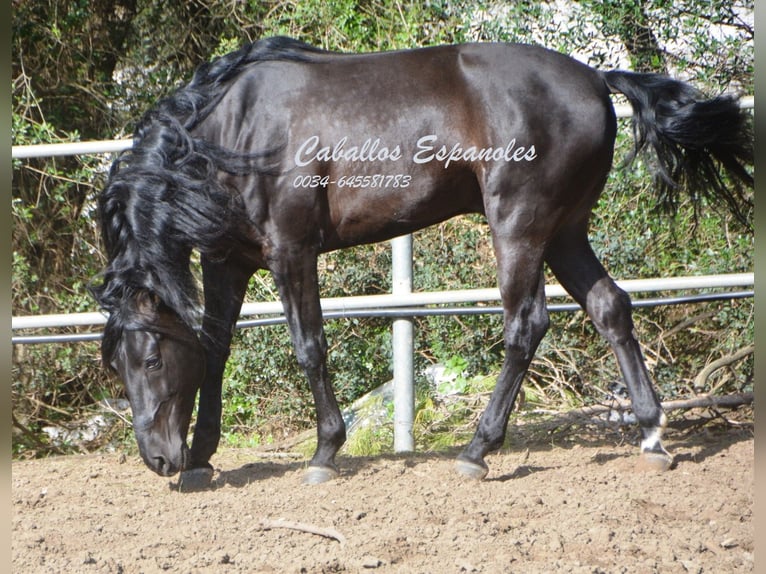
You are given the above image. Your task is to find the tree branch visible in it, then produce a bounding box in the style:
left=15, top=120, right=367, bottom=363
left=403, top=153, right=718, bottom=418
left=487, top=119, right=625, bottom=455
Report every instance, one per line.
left=528, top=392, right=753, bottom=427
left=694, top=345, right=754, bottom=391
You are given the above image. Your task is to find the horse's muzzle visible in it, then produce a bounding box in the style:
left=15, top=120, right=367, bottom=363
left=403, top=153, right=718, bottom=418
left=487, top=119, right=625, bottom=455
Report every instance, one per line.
left=137, top=435, right=190, bottom=477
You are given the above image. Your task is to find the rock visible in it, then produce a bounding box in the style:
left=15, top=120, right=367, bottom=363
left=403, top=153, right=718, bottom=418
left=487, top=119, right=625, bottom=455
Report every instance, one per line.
left=361, top=555, right=383, bottom=568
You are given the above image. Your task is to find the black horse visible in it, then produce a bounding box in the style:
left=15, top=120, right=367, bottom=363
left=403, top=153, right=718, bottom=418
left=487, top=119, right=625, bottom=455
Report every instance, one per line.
left=91, top=37, right=752, bottom=485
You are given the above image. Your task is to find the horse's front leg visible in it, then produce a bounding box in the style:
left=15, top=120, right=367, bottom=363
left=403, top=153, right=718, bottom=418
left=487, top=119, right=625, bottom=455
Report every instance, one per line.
left=271, top=253, right=346, bottom=484
left=181, top=257, right=252, bottom=489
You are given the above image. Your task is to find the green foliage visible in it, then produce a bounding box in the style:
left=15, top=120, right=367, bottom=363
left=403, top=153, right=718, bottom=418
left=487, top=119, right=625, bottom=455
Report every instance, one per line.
left=12, top=0, right=753, bottom=457
left=12, top=56, right=120, bottom=457
left=414, top=367, right=497, bottom=452
left=295, top=0, right=462, bottom=49
left=460, top=0, right=753, bottom=90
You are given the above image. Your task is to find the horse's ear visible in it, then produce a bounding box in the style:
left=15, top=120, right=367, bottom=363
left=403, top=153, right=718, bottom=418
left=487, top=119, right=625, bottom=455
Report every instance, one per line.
left=134, top=289, right=161, bottom=318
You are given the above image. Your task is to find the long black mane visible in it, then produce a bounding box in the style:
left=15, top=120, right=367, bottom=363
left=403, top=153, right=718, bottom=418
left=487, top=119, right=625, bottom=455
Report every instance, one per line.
left=91, top=37, right=326, bottom=361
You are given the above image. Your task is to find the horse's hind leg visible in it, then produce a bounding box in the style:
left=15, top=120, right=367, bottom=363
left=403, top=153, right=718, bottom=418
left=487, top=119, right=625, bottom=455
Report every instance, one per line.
left=456, top=243, right=550, bottom=479
left=546, top=228, right=673, bottom=471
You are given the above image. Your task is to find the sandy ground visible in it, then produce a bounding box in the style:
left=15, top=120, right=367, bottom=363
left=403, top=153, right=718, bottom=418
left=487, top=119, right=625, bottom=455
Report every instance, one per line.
left=12, top=421, right=753, bottom=573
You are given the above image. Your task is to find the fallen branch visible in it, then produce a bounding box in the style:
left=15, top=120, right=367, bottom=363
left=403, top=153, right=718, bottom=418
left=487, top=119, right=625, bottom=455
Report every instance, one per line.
left=257, top=518, right=347, bottom=545
left=694, top=345, right=754, bottom=391
left=524, top=392, right=753, bottom=428
left=660, top=392, right=753, bottom=412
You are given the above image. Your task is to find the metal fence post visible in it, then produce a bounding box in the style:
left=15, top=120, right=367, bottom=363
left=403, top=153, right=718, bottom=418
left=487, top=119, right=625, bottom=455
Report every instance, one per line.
left=391, top=234, right=415, bottom=452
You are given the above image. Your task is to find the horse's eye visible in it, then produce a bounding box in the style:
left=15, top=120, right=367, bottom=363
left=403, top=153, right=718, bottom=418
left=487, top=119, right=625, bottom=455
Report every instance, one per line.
left=145, top=356, right=163, bottom=371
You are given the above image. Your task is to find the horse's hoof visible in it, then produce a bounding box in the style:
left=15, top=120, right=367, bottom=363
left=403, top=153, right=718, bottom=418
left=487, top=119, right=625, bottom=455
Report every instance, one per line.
left=303, top=465, right=339, bottom=485
left=454, top=459, right=489, bottom=480
left=178, top=466, right=214, bottom=491
left=636, top=451, right=673, bottom=473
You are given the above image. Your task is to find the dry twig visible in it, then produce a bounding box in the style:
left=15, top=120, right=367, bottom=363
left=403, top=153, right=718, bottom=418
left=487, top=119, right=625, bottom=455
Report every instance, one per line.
left=257, top=518, right=347, bottom=545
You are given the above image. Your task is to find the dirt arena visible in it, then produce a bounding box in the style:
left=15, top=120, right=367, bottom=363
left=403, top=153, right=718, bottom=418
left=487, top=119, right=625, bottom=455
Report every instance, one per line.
left=12, top=421, right=753, bottom=573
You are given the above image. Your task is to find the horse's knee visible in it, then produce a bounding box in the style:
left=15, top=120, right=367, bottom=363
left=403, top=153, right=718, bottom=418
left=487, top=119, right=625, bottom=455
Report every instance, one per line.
left=293, top=336, right=328, bottom=373
left=586, top=281, right=633, bottom=342
left=504, top=306, right=549, bottom=361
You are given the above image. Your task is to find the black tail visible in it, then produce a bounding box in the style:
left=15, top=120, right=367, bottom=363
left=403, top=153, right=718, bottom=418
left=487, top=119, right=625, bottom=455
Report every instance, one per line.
left=603, top=70, right=753, bottom=228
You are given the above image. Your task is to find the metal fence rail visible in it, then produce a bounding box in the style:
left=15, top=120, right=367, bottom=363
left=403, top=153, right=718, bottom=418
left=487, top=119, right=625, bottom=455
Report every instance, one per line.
left=12, top=272, right=755, bottom=339
left=11, top=289, right=755, bottom=345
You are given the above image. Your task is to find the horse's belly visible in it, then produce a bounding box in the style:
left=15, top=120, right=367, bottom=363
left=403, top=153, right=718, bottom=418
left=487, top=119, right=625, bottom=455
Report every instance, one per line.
left=321, top=164, right=483, bottom=248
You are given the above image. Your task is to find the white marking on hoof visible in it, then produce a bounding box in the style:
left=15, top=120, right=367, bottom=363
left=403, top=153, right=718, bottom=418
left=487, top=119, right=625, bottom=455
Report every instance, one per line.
left=637, top=413, right=671, bottom=472
left=640, top=420, right=666, bottom=453
left=178, top=466, right=214, bottom=491
left=454, top=459, right=489, bottom=480
left=303, top=465, right=339, bottom=485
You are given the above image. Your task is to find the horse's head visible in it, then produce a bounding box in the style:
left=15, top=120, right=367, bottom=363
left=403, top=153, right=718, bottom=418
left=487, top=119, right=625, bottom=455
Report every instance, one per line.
left=104, top=290, right=205, bottom=476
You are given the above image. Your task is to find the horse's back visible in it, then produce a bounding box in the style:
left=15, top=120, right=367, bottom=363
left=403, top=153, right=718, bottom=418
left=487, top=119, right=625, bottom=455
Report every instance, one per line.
left=208, top=41, right=612, bottom=146
left=197, top=41, right=617, bottom=248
